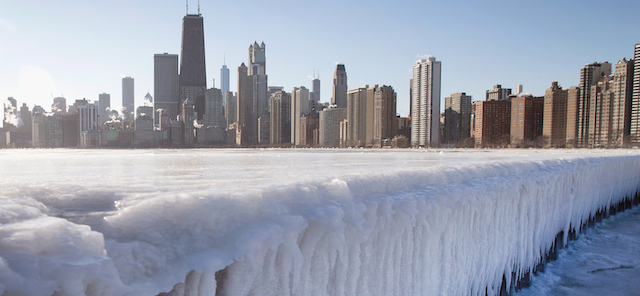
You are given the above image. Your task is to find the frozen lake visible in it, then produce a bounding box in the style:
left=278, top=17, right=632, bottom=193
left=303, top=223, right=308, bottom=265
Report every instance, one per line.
left=1, top=149, right=639, bottom=295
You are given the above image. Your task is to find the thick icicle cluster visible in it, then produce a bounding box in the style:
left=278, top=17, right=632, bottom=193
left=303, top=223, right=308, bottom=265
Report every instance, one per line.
left=154, top=156, right=640, bottom=295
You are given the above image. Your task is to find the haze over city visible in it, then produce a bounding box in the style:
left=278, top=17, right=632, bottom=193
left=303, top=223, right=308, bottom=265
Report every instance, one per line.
left=1, top=0, right=638, bottom=116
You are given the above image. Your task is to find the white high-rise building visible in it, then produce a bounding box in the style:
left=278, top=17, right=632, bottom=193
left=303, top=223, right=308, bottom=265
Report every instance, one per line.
left=411, top=57, right=441, bottom=147
left=122, top=76, right=135, bottom=124
left=630, top=44, right=640, bottom=145
left=290, top=87, right=310, bottom=145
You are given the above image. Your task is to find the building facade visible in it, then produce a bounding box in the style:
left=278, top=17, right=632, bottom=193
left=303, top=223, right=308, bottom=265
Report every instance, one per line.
left=291, top=86, right=310, bottom=145
left=474, top=100, right=511, bottom=147
left=204, top=88, right=225, bottom=129
left=411, top=57, right=441, bottom=147
left=154, top=53, right=180, bottom=125
left=248, top=42, right=268, bottom=143
left=122, top=76, right=134, bottom=124
left=510, top=96, right=544, bottom=146
left=270, top=91, right=291, bottom=145
left=98, top=93, right=110, bottom=127
left=311, top=76, right=321, bottom=103
left=486, top=84, right=512, bottom=101
left=578, top=62, right=611, bottom=146
left=220, top=64, right=230, bottom=100
left=225, top=91, right=236, bottom=130
left=443, top=92, right=472, bottom=145
left=543, top=82, right=568, bottom=147
left=179, top=13, right=207, bottom=120
left=319, top=106, right=347, bottom=147
left=612, top=58, right=634, bottom=147
left=372, top=85, right=397, bottom=147
left=346, top=86, right=369, bottom=147
left=236, top=63, right=254, bottom=145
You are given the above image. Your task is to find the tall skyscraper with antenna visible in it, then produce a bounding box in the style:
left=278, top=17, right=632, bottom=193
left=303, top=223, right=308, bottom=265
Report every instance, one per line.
left=220, top=59, right=230, bottom=105
left=179, top=1, right=207, bottom=120
left=311, top=70, right=320, bottom=103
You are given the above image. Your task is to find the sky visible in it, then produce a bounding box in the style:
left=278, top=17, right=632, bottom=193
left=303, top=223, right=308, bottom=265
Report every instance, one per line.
left=1, top=0, right=639, bottom=117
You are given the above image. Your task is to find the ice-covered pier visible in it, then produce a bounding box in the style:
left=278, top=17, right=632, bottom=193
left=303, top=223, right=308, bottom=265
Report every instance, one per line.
left=0, top=149, right=639, bottom=295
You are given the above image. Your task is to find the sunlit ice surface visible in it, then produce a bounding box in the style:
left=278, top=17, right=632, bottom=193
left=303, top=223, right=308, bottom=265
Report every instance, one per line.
left=1, top=149, right=639, bottom=295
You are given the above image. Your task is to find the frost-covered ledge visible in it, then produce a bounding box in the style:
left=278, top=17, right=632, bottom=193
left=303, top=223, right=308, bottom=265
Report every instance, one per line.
left=159, top=155, right=640, bottom=296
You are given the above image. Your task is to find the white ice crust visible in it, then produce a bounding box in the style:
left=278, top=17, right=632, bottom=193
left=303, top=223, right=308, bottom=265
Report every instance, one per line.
left=0, top=149, right=639, bottom=295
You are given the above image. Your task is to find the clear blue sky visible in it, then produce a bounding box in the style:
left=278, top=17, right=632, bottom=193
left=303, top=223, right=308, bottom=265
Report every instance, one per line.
left=1, top=0, right=638, bottom=117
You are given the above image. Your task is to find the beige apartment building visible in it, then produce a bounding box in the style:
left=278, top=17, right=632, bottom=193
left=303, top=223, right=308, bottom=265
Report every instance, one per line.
left=565, top=87, right=580, bottom=146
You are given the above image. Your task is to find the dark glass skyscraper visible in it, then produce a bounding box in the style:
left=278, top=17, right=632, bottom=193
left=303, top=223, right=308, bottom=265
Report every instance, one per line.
left=179, top=13, right=207, bottom=120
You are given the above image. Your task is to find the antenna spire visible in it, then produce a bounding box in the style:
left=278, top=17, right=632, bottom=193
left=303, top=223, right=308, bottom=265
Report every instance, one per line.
left=224, top=53, right=226, bottom=65
left=198, top=0, right=200, bottom=14
left=186, top=0, right=188, bottom=14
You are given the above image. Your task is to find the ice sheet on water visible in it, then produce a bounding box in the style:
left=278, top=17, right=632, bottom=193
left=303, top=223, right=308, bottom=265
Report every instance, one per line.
left=516, top=206, right=640, bottom=296
left=0, top=149, right=639, bottom=295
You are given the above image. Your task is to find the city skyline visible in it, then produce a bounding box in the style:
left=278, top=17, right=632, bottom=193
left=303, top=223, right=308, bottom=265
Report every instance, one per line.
left=0, top=1, right=639, bottom=117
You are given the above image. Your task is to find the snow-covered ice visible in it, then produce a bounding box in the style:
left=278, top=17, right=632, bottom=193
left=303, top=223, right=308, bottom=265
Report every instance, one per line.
left=0, top=149, right=639, bottom=295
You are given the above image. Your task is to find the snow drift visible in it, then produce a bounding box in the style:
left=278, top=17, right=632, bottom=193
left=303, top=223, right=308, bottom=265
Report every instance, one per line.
left=0, top=150, right=639, bottom=295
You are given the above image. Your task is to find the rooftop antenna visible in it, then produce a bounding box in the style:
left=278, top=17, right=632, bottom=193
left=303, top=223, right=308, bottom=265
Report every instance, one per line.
left=198, top=0, right=200, bottom=15
left=186, top=0, right=188, bottom=14
left=224, top=53, right=226, bottom=65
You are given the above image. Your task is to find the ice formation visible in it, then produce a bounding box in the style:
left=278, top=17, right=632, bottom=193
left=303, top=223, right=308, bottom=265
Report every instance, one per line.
left=0, top=149, right=639, bottom=295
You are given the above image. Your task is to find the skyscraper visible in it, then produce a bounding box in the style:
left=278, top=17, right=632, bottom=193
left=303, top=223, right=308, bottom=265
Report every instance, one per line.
left=346, top=85, right=369, bottom=147
left=566, top=87, right=581, bottom=146
left=411, top=57, right=441, bottom=147
left=578, top=62, right=611, bottom=146
left=154, top=53, right=180, bottom=125
left=291, top=86, right=310, bottom=145
left=122, top=76, right=134, bottom=124
left=311, top=73, right=321, bottom=102
left=587, top=76, right=614, bottom=147
left=225, top=91, right=236, bottom=130
left=249, top=42, right=268, bottom=117
left=372, top=85, right=397, bottom=147
left=179, top=12, right=207, bottom=120
left=98, top=93, right=110, bottom=126
left=236, top=63, right=254, bottom=145
left=332, top=64, right=347, bottom=108
left=204, top=88, right=225, bottom=129
left=612, top=58, right=634, bottom=147
left=270, top=91, right=291, bottom=144
left=221, top=63, right=230, bottom=102
left=630, top=44, right=640, bottom=146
